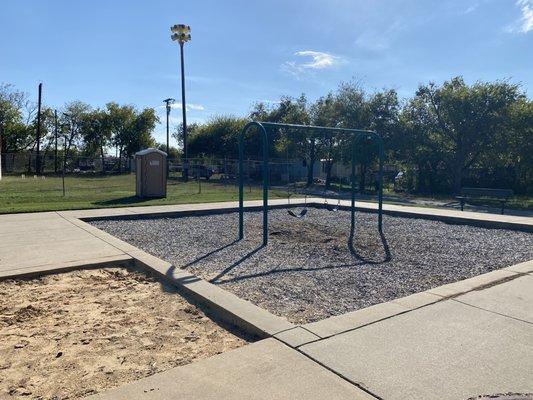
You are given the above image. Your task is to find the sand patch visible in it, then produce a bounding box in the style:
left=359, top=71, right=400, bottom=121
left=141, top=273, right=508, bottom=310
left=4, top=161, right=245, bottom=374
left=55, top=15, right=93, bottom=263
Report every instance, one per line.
left=0, top=267, right=248, bottom=399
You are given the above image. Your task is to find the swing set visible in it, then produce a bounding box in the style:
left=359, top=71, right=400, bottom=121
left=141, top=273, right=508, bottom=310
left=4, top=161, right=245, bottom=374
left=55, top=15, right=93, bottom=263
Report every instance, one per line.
left=238, top=122, right=384, bottom=245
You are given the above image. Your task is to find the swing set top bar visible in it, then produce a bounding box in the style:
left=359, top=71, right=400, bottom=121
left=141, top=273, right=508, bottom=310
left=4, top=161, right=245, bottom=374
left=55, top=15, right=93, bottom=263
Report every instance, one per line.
left=238, top=121, right=384, bottom=246
left=247, top=121, right=380, bottom=139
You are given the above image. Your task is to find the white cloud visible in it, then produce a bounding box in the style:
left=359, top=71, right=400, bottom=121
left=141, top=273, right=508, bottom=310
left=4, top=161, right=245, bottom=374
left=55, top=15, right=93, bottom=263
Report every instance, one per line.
left=159, top=102, right=205, bottom=111
left=294, top=51, right=343, bottom=69
left=174, top=103, right=205, bottom=111
left=355, top=21, right=404, bottom=52
left=460, top=4, right=478, bottom=15
left=518, top=0, right=533, bottom=32
left=281, top=51, right=345, bottom=77
left=507, top=0, right=533, bottom=33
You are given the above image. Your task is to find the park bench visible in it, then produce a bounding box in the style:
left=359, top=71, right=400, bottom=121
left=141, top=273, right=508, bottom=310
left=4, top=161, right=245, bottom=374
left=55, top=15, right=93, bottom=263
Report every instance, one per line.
left=456, top=187, right=514, bottom=215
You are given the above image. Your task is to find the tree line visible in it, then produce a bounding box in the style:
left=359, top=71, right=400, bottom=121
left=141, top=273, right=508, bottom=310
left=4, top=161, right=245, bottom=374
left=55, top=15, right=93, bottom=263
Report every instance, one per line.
left=176, top=77, right=532, bottom=195
left=0, top=83, right=158, bottom=173
left=1, top=77, right=531, bottom=195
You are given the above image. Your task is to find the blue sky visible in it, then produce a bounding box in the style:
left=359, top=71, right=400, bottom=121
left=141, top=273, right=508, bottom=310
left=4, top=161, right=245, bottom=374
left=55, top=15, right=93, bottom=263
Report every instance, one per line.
left=1, top=0, right=531, bottom=144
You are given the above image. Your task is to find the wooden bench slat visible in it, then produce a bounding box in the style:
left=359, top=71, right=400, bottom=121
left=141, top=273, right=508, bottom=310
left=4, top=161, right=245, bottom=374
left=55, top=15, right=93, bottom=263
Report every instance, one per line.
left=456, top=187, right=514, bottom=214
left=461, top=187, right=514, bottom=198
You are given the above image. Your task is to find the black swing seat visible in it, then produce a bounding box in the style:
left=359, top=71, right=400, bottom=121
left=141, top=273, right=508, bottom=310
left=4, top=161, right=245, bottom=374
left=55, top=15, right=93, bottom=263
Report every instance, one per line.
left=287, top=208, right=308, bottom=218
left=325, top=203, right=339, bottom=212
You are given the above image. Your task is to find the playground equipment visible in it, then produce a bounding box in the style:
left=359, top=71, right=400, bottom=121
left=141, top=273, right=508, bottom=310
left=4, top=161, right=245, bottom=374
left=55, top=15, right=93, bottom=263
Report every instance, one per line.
left=238, top=122, right=384, bottom=245
left=284, top=143, right=308, bottom=218
left=287, top=195, right=308, bottom=218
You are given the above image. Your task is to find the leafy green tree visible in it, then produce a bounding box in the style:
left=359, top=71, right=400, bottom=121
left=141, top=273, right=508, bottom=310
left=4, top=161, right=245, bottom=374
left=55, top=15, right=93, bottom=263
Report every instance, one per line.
left=309, top=93, right=340, bottom=188
left=0, top=84, right=31, bottom=176
left=60, top=101, right=91, bottom=171
left=335, top=82, right=398, bottom=192
left=251, top=95, right=315, bottom=185
left=179, top=116, right=247, bottom=159
left=105, top=103, right=157, bottom=171
left=123, top=107, right=158, bottom=157
left=412, top=77, right=524, bottom=193
left=80, top=108, right=111, bottom=170
left=501, top=98, right=532, bottom=193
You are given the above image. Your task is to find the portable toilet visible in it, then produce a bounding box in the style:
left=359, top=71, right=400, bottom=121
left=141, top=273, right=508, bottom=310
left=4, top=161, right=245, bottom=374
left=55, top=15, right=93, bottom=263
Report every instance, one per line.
left=135, top=148, right=167, bottom=198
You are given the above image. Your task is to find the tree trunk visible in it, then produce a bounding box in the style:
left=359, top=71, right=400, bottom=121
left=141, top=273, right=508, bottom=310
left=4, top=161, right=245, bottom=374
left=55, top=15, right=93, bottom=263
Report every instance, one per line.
left=118, top=147, right=123, bottom=173
left=64, top=134, right=74, bottom=173
left=306, top=138, right=316, bottom=187
left=359, top=163, right=367, bottom=193
left=325, top=160, right=334, bottom=189
left=324, top=139, right=334, bottom=189
left=100, top=144, right=105, bottom=173
left=27, top=150, right=33, bottom=173
left=452, top=152, right=464, bottom=194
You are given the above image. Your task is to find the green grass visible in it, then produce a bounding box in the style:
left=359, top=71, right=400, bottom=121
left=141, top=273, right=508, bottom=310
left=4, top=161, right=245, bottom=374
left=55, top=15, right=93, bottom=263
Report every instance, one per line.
left=0, top=174, right=288, bottom=214
left=1, top=174, right=530, bottom=214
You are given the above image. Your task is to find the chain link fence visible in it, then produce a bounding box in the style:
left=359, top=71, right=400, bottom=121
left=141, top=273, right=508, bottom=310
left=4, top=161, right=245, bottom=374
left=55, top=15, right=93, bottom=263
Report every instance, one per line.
left=0, top=152, right=392, bottom=214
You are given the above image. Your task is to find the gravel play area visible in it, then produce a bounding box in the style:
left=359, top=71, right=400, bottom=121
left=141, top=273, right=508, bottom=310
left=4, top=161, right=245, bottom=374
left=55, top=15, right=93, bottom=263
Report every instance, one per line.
left=0, top=267, right=248, bottom=399
left=91, top=208, right=533, bottom=324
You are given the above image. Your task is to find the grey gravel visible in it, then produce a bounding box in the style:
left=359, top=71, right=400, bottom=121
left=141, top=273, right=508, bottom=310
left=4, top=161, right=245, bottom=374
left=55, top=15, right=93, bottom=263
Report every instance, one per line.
left=91, top=209, right=533, bottom=324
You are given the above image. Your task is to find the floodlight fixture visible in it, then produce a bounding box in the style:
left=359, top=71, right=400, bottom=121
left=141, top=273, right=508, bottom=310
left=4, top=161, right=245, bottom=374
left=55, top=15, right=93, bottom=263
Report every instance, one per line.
left=171, top=24, right=191, bottom=43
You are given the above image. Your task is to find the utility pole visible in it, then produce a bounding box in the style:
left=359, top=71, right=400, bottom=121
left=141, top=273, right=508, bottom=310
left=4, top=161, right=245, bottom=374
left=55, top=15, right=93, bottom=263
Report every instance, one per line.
left=163, top=98, right=175, bottom=177
left=36, top=83, right=42, bottom=174
left=54, top=109, right=58, bottom=173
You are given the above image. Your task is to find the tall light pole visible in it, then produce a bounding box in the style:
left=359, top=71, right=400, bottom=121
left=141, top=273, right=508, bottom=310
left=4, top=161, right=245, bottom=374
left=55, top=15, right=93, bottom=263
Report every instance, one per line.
left=171, top=24, right=191, bottom=181
left=163, top=98, right=175, bottom=177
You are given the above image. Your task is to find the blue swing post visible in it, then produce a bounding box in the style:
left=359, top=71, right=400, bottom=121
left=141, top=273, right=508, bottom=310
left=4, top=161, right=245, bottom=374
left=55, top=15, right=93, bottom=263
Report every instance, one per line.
left=238, top=122, right=269, bottom=245
left=238, top=122, right=384, bottom=246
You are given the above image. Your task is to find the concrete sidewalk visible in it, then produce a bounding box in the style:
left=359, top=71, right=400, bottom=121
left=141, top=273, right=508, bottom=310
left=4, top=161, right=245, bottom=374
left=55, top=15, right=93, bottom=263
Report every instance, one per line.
left=301, top=272, right=533, bottom=400
left=1, top=201, right=531, bottom=399
left=87, top=339, right=374, bottom=400
left=0, top=211, right=131, bottom=278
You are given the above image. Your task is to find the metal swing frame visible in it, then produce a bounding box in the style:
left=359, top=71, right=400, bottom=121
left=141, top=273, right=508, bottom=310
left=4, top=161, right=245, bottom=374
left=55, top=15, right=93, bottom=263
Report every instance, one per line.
left=238, top=121, right=384, bottom=246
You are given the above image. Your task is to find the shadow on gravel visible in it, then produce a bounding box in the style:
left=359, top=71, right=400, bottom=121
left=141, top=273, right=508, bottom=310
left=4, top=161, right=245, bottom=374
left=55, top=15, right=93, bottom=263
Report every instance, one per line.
left=209, top=244, right=265, bottom=283
left=214, top=262, right=371, bottom=284
left=212, top=230, right=393, bottom=285
left=183, top=240, right=240, bottom=268
left=348, top=229, right=392, bottom=265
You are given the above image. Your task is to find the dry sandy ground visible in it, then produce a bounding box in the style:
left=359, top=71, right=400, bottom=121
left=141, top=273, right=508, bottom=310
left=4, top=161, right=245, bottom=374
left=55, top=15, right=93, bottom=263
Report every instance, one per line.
left=0, top=267, right=248, bottom=399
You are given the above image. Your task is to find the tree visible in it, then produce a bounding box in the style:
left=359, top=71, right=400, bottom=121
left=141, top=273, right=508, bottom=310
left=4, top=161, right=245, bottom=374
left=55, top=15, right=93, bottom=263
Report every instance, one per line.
left=251, top=95, right=315, bottom=185
left=122, top=107, right=158, bottom=157
left=80, top=109, right=111, bottom=171
left=0, top=84, right=27, bottom=177
left=60, top=101, right=91, bottom=171
left=104, top=103, right=157, bottom=171
left=502, top=98, right=533, bottom=193
left=412, top=77, right=525, bottom=193
left=178, top=116, right=246, bottom=159
left=106, top=102, right=135, bottom=171
left=309, top=93, right=340, bottom=188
